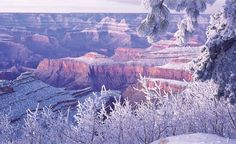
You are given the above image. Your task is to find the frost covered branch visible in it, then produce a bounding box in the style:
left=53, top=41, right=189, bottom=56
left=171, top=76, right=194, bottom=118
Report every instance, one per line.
left=139, top=0, right=216, bottom=45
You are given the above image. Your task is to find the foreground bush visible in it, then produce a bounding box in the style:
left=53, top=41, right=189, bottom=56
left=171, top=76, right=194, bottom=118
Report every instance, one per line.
left=1, top=77, right=236, bottom=144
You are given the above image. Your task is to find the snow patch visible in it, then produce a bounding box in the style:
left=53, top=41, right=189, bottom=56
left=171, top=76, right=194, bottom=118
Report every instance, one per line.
left=151, top=133, right=236, bottom=144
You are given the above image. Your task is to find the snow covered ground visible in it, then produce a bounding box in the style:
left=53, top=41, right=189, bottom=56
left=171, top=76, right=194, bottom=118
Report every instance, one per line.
left=151, top=133, right=236, bottom=144
left=0, top=72, right=121, bottom=123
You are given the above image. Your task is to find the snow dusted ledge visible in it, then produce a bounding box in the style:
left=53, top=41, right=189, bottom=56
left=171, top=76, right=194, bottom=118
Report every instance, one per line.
left=151, top=133, right=236, bottom=144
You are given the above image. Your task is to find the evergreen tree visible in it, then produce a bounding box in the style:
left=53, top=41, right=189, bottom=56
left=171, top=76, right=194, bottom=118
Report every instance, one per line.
left=191, top=0, right=236, bottom=102
left=138, top=0, right=216, bottom=45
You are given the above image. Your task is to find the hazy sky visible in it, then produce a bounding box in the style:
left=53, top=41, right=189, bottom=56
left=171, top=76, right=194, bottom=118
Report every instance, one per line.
left=0, top=0, right=225, bottom=13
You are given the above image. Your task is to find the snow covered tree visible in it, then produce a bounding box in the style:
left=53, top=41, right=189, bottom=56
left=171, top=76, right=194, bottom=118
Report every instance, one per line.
left=22, top=105, right=75, bottom=144
left=73, top=97, right=101, bottom=144
left=181, top=81, right=236, bottom=138
left=73, top=87, right=120, bottom=144
left=191, top=0, right=236, bottom=103
left=0, top=80, right=236, bottom=143
left=98, top=100, right=137, bottom=144
left=138, top=0, right=170, bottom=43
left=39, top=107, right=73, bottom=144
left=135, top=76, right=236, bottom=138
left=23, top=105, right=43, bottom=143
left=138, top=0, right=216, bottom=44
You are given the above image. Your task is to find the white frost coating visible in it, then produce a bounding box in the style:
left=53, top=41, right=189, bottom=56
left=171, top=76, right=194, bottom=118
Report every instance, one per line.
left=139, top=0, right=216, bottom=44
left=1, top=77, right=236, bottom=143
left=139, top=0, right=170, bottom=43
left=191, top=0, right=236, bottom=102
left=151, top=133, right=236, bottom=144
left=97, top=17, right=130, bottom=32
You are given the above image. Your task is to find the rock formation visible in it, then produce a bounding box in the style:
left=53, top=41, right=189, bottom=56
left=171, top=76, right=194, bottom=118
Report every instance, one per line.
left=0, top=13, right=210, bottom=71
left=0, top=41, right=42, bottom=69
left=35, top=40, right=200, bottom=91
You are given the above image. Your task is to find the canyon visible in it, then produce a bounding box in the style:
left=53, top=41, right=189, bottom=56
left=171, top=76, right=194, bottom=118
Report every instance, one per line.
left=0, top=13, right=151, bottom=71
left=35, top=39, right=201, bottom=95
left=0, top=13, right=208, bottom=111
left=0, top=13, right=208, bottom=71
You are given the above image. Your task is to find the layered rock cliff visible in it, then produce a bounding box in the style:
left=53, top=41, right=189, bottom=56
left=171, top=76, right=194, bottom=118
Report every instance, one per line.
left=0, top=13, right=210, bottom=71
left=35, top=40, right=200, bottom=91
left=0, top=13, right=151, bottom=70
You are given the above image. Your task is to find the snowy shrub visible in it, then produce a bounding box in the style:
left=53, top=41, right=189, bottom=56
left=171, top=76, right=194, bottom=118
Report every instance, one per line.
left=1, top=78, right=236, bottom=143
left=171, top=80, right=236, bottom=138
left=134, top=77, right=236, bottom=138
left=22, top=105, right=74, bottom=144
left=98, top=100, right=137, bottom=144
left=73, top=97, right=102, bottom=144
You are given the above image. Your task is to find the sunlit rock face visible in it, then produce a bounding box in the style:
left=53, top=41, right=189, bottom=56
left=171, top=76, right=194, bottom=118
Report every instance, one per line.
left=0, top=13, right=210, bottom=71
left=35, top=40, right=200, bottom=91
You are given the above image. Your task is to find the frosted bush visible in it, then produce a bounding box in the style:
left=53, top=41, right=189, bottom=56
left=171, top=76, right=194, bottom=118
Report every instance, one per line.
left=1, top=79, right=236, bottom=143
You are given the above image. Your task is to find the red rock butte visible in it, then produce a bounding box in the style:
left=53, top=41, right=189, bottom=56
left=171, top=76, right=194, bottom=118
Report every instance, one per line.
left=35, top=39, right=201, bottom=98
left=31, top=34, right=50, bottom=44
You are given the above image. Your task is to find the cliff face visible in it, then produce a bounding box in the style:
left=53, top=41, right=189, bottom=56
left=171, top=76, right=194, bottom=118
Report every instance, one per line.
left=35, top=40, right=199, bottom=91
left=36, top=59, right=192, bottom=90
left=62, top=29, right=137, bottom=55
left=0, top=41, right=42, bottom=69
left=36, top=58, right=90, bottom=89
left=0, top=13, right=210, bottom=71
left=0, top=13, right=150, bottom=70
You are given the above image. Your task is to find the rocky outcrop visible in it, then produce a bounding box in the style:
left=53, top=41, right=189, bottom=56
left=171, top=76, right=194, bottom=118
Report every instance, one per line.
left=62, top=16, right=150, bottom=56
left=62, top=28, right=135, bottom=55
left=0, top=13, right=211, bottom=73
left=31, top=34, right=50, bottom=44
left=35, top=61, right=191, bottom=91
left=35, top=40, right=200, bottom=91
left=0, top=72, right=121, bottom=123
left=0, top=41, right=42, bottom=69
left=0, top=65, right=34, bottom=80
left=112, top=48, right=144, bottom=61
left=96, top=17, right=129, bottom=32
left=0, top=13, right=152, bottom=71
left=0, top=72, right=18, bottom=80
left=24, top=34, right=66, bottom=58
